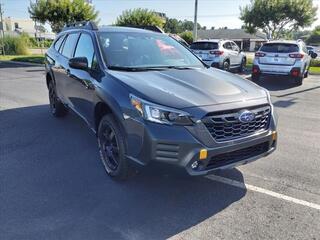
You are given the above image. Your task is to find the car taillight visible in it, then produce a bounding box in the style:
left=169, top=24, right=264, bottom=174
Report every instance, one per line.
left=255, top=52, right=266, bottom=57
left=212, top=50, right=224, bottom=56
left=289, top=53, right=304, bottom=59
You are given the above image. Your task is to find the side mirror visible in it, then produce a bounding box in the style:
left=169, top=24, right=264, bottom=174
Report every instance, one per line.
left=239, top=49, right=243, bottom=53
left=311, top=52, right=318, bottom=59
left=69, top=57, right=88, bottom=70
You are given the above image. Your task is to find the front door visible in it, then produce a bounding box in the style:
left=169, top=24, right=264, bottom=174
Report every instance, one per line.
left=66, top=33, right=97, bottom=122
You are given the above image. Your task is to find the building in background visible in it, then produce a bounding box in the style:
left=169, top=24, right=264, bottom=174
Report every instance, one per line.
left=197, top=29, right=267, bottom=51
left=0, top=17, right=55, bottom=40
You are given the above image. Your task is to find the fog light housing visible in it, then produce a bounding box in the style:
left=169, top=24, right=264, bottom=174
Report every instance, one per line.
left=191, top=161, right=199, bottom=169
left=272, top=131, right=277, bottom=141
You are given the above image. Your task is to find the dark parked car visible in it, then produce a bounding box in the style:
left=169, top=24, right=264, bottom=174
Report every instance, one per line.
left=45, top=22, right=277, bottom=180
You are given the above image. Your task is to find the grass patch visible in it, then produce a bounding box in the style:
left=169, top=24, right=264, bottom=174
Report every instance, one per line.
left=0, top=55, right=45, bottom=64
left=309, top=66, right=320, bottom=74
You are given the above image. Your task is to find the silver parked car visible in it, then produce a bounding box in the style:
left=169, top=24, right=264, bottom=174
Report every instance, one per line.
left=190, top=39, right=247, bottom=72
left=252, top=40, right=318, bottom=85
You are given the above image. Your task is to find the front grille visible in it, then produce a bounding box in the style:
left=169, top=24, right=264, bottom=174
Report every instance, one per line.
left=202, top=105, right=271, bottom=142
left=206, top=142, right=269, bottom=169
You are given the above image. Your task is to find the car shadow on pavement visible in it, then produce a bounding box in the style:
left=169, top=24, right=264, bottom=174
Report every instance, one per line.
left=251, top=76, right=300, bottom=91
left=0, top=61, right=40, bottom=69
left=0, top=105, right=247, bottom=240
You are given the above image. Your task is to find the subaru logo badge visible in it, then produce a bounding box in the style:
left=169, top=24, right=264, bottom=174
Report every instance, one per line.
left=239, top=110, right=255, bottom=123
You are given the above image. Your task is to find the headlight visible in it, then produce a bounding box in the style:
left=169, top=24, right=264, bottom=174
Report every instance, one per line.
left=130, top=94, right=194, bottom=125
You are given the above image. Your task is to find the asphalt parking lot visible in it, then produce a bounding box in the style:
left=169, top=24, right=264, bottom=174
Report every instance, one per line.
left=0, top=61, right=319, bottom=240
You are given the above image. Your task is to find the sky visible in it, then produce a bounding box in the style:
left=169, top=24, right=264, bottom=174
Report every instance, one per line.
left=1, top=0, right=320, bottom=32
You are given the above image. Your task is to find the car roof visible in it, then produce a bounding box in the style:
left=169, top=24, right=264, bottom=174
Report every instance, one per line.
left=60, top=25, right=164, bottom=36
left=192, top=39, right=220, bottom=43
left=265, top=40, right=300, bottom=45
left=99, top=26, right=163, bottom=34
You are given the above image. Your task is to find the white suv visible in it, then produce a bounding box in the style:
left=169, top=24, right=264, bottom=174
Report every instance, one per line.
left=252, top=40, right=318, bottom=85
left=190, top=39, right=247, bottom=72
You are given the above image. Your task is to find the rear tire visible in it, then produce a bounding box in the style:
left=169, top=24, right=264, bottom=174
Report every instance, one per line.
left=97, top=114, right=129, bottom=181
left=251, top=74, right=260, bottom=82
left=222, top=60, right=230, bottom=72
left=295, top=76, right=303, bottom=86
left=304, top=70, right=309, bottom=78
left=238, top=58, right=246, bottom=73
left=48, top=81, right=68, bottom=117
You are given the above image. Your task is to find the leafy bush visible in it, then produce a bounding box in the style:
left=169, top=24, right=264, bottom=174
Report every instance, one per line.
left=310, top=58, right=320, bottom=67
left=3, top=35, right=29, bottom=55
left=28, top=37, right=53, bottom=48
left=179, top=31, right=193, bottom=44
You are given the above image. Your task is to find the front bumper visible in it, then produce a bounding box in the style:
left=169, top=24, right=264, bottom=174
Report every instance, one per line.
left=124, top=109, right=277, bottom=176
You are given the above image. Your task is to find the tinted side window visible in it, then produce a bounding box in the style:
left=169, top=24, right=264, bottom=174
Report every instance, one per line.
left=74, top=33, right=95, bottom=68
left=61, top=33, right=79, bottom=58
left=223, top=42, right=232, bottom=50
left=54, top=35, right=65, bottom=51
left=231, top=42, right=239, bottom=51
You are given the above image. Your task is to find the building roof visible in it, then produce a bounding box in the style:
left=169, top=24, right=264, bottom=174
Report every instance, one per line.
left=197, top=29, right=267, bottom=40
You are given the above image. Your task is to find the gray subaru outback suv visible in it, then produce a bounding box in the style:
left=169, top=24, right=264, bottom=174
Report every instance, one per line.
left=45, top=22, right=277, bottom=180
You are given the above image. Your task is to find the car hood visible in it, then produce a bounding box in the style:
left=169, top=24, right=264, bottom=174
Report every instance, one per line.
left=109, top=67, right=267, bottom=109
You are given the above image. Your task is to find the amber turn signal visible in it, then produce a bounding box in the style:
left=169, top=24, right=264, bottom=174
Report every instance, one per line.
left=199, top=149, right=208, bottom=160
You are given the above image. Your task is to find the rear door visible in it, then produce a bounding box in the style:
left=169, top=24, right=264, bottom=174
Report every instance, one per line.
left=223, top=41, right=236, bottom=65
left=258, top=43, right=298, bottom=66
left=50, top=35, right=66, bottom=99
left=57, top=32, right=80, bottom=106
left=231, top=41, right=242, bottom=65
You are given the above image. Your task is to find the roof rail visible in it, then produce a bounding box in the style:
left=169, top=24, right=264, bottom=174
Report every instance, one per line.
left=62, top=21, right=98, bottom=31
left=127, top=25, right=164, bottom=33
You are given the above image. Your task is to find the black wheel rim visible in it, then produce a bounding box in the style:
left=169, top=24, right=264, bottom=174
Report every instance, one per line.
left=48, top=83, right=56, bottom=113
left=99, top=124, right=120, bottom=171
left=224, top=62, right=229, bottom=71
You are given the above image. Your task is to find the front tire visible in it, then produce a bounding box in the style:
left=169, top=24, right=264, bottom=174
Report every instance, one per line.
left=48, top=81, right=68, bottom=117
left=97, top=114, right=129, bottom=180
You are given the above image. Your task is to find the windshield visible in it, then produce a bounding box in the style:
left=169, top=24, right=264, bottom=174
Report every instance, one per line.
left=98, top=32, right=203, bottom=69
left=260, top=43, right=299, bottom=53
left=190, top=42, right=218, bottom=50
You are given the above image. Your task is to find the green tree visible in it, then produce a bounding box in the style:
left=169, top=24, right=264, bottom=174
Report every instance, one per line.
left=179, top=31, right=193, bottom=44
left=307, top=26, right=320, bottom=44
left=164, top=18, right=182, bottom=33
left=240, top=0, right=317, bottom=39
left=29, top=0, right=99, bottom=33
left=115, top=8, right=165, bottom=29
left=180, top=20, right=201, bottom=32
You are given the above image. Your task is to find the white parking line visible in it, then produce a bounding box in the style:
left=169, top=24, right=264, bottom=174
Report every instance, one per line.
left=206, top=175, right=320, bottom=211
